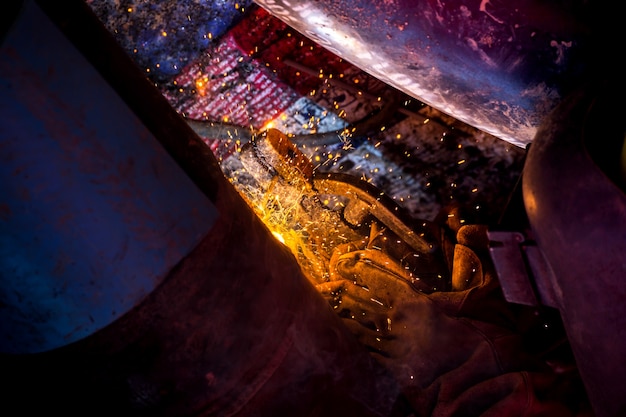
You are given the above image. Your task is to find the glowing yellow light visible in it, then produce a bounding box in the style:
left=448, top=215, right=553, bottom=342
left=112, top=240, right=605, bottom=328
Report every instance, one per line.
left=196, top=77, right=208, bottom=97
left=127, top=7, right=133, bottom=12
left=272, top=231, right=286, bottom=244
left=162, top=31, right=168, bottom=37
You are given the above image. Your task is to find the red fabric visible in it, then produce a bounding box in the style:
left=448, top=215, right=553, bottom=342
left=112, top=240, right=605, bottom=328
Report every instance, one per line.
left=230, top=6, right=353, bottom=97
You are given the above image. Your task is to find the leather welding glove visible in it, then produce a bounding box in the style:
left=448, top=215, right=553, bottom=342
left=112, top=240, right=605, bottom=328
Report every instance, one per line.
left=316, top=219, right=591, bottom=417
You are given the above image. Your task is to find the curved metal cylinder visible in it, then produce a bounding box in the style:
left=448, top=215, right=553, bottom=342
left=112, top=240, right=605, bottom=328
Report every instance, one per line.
left=254, top=0, right=604, bottom=147
left=522, top=80, right=626, bottom=417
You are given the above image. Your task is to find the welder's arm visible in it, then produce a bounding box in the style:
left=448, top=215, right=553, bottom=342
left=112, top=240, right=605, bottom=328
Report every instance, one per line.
left=316, top=222, right=591, bottom=417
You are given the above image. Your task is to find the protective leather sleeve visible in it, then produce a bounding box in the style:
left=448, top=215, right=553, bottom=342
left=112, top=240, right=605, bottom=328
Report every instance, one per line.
left=317, top=219, right=592, bottom=417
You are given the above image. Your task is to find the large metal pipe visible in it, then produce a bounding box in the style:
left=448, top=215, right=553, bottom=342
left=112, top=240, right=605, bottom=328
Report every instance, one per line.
left=254, top=0, right=608, bottom=147
left=0, top=1, right=402, bottom=415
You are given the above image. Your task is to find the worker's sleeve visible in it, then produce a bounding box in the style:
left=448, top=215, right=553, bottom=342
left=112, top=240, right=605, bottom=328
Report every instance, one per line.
left=316, top=220, right=592, bottom=417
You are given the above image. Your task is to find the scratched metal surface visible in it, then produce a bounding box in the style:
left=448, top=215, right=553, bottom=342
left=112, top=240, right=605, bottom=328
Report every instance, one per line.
left=253, top=0, right=596, bottom=148
left=87, top=0, right=525, bottom=224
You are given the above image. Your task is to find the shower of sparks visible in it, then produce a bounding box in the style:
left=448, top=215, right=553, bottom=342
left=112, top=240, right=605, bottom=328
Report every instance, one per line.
left=86, top=0, right=526, bottom=261
left=229, top=164, right=369, bottom=283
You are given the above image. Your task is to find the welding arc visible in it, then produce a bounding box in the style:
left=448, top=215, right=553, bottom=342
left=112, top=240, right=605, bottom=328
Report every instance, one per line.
left=184, top=96, right=400, bottom=148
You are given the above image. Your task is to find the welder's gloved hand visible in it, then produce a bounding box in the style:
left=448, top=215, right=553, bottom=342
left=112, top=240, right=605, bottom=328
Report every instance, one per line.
left=316, top=217, right=590, bottom=417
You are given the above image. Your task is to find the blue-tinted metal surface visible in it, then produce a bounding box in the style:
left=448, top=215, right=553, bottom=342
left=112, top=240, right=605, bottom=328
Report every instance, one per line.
left=0, top=1, right=218, bottom=354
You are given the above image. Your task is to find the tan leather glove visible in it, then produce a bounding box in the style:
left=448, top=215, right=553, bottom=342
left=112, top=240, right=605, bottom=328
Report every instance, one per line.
left=316, top=220, right=590, bottom=417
